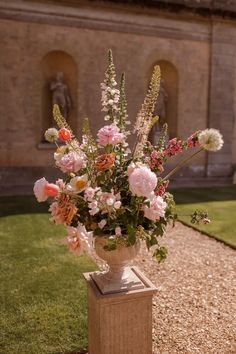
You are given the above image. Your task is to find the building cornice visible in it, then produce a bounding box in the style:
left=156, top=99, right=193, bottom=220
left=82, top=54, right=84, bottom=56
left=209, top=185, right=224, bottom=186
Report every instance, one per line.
left=0, top=0, right=212, bottom=42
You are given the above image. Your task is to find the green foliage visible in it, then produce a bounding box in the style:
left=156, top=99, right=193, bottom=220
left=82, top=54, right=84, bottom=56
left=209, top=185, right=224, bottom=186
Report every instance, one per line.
left=153, top=246, right=168, bottom=263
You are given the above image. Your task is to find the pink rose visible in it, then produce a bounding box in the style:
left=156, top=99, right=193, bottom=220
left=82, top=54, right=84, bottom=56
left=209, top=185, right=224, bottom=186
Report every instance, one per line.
left=97, top=124, right=125, bottom=146
left=128, top=166, right=157, bottom=197
left=143, top=195, right=167, bottom=221
left=33, top=177, right=49, bottom=202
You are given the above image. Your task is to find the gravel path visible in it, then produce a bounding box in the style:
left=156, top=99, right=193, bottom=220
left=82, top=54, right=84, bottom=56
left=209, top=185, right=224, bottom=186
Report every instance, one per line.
left=134, top=222, right=236, bottom=354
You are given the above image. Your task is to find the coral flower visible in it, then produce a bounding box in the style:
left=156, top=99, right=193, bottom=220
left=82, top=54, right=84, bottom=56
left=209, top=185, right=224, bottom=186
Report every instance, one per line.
left=44, top=183, right=60, bottom=197
left=95, top=153, right=115, bottom=171
left=58, top=128, right=72, bottom=141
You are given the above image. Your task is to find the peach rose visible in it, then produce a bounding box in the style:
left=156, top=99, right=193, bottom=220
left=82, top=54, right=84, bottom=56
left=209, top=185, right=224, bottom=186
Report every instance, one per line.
left=95, top=153, right=115, bottom=171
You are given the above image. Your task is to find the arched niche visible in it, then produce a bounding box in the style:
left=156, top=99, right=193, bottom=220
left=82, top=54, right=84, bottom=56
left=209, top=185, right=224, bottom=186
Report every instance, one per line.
left=40, top=50, right=77, bottom=142
left=147, top=60, right=178, bottom=141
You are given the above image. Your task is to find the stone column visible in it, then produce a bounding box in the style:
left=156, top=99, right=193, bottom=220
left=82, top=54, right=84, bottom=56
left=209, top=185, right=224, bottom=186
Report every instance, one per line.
left=207, top=22, right=236, bottom=177
left=84, top=266, right=157, bottom=354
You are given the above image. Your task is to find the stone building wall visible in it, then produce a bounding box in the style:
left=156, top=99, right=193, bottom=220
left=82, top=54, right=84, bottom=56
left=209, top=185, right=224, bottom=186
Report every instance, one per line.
left=0, top=0, right=235, bottom=193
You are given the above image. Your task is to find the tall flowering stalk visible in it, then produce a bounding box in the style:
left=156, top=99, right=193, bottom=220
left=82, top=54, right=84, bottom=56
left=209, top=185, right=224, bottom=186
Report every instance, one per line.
left=101, top=49, right=120, bottom=124
left=34, top=50, right=223, bottom=263
left=133, top=65, right=161, bottom=158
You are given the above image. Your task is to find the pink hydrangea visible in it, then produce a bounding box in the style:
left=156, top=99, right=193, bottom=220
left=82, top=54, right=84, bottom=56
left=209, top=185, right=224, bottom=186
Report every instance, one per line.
left=143, top=195, right=167, bottom=221
left=97, top=123, right=125, bottom=146
left=128, top=166, right=157, bottom=197
left=164, top=138, right=182, bottom=157
left=55, top=151, right=86, bottom=173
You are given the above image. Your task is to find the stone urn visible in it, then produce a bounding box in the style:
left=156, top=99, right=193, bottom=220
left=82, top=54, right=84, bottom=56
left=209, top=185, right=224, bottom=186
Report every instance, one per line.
left=91, top=236, right=145, bottom=294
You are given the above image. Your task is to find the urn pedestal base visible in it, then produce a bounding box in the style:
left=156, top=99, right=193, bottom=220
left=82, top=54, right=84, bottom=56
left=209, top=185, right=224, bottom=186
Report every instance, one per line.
left=91, top=266, right=145, bottom=294
left=83, top=266, right=157, bottom=354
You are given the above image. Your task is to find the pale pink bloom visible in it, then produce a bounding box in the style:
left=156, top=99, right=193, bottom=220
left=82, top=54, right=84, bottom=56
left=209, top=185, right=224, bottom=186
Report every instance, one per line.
left=128, top=166, right=157, bottom=198
left=114, top=201, right=121, bottom=209
left=203, top=218, right=211, bottom=224
left=88, top=201, right=99, bottom=216
left=143, top=195, right=167, bottom=221
left=98, top=219, right=107, bottom=229
left=56, top=179, right=66, bottom=189
left=65, top=224, right=93, bottom=255
left=97, top=124, right=125, bottom=146
left=44, top=183, right=59, bottom=197
left=98, top=191, right=120, bottom=214
left=115, top=226, right=122, bottom=236
left=33, top=177, right=49, bottom=202
left=66, top=226, right=83, bottom=255
left=126, top=162, right=136, bottom=177
left=126, top=162, right=146, bottom=176
left=55, top=151, right=86, bottom=173
left=84, top=187, right=101, bottom=202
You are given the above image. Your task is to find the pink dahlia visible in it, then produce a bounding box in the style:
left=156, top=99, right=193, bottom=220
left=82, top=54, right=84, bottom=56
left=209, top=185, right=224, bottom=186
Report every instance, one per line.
left=143, top=195, right=167, bottom=221
left=97, top=123, right=125, bottom=146
left=128, top=166, right=157, bottom=198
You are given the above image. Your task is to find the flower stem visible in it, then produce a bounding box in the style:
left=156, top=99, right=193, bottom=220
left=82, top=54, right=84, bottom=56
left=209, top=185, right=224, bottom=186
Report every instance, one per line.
left=163, top=148, right=204, bottom=181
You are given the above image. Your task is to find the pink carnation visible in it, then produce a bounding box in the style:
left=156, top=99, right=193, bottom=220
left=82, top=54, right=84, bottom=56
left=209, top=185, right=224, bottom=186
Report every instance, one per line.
left=128, top=166, right=157, bottom=197
left=97, top=123, right=125, bottom=146
left=55, top=151, right=86, bottom=173
left=143, top=195, right=167, bottom=221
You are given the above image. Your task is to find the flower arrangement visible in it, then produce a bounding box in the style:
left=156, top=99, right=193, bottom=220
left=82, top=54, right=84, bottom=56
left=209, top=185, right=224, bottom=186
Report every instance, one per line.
left=34, top=50, right=223, bottom=262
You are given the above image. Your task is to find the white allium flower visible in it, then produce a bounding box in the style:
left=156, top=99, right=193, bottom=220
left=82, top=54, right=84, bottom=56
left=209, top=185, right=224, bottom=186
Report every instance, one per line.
left=198, top=128, right=224, bottom=152
left=44, top=128, right=58, bottom=142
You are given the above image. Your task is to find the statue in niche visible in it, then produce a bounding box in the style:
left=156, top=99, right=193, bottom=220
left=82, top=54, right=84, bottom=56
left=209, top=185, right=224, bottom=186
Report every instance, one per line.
left=50, top=72, right=71, bottom=119
left=149, top=77, right=168, bottom=144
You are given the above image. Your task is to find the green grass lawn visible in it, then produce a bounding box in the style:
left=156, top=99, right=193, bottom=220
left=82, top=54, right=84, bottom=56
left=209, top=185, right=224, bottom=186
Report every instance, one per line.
left=0, top=188, right=235, bottom=353
left=171, top=186, right=236, bottom=248
left=0, top=196, right=97, bottom=354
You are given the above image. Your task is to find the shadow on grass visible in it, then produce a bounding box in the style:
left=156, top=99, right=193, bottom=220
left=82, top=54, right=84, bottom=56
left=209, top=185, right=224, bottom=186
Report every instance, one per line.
left=0, top=195, right=49, bottom=217
left=170, top=186, right=236, bottom=204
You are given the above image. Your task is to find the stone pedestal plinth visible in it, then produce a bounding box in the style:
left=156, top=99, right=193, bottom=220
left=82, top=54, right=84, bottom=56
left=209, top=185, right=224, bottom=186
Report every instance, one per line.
left=83, top=266, right=157, bottom=354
